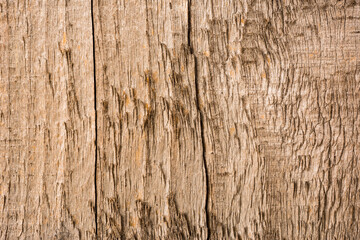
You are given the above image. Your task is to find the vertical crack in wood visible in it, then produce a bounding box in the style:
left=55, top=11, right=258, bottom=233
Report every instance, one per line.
left=187, top=0, right=192, bottom=49
left=195, top=58, right=210, bottom=240
left=90, top=0, right=98, bottom=238
left=188, top=0, right=210, bottom=238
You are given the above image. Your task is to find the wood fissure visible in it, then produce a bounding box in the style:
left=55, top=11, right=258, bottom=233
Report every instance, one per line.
left=91, top=0, right=98, bottom=238
left=194, top=56, right=210, bottom=240
left=188, top=0, right=210, bottom=238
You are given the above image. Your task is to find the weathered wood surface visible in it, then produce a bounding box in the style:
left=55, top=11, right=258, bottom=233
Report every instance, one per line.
left=1, top=0, right=360, bottom=239
left=0, top=1, right=96, bottom=239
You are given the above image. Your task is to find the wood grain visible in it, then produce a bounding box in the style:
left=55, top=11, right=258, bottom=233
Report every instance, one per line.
left=0, top=1, right=96, bottom=239
left=1, top=0, right=360, bottom=239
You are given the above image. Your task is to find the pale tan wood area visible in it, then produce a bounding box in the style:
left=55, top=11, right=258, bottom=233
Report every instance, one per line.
left=1, top=0, right=360, bottom=239
left=0, top=1, right=96, bottom=239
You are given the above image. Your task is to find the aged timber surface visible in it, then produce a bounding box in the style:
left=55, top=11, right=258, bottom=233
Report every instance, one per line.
left=0, top=1, right=96, bottom=239
left=1, top=0, right=360, bottom=239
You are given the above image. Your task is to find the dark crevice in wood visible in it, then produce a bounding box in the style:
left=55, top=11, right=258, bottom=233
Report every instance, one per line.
left=195, top=57, right=210, bottom=240
left=90, top=0, right=98, bottom=238
left=188, top=0, right=192, bottom=51
left=188, top=0, right=210, bottom=238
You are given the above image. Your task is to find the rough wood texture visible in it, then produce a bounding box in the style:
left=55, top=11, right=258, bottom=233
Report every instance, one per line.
left=0, top=1, right=96, bottom=239
left=1, top=0, right=360, bottom=239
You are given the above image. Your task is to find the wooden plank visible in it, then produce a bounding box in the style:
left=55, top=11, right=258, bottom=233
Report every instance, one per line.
left=0, top=0, right=96, bottom=238
left=93, top=0, right=207, bottom=238
left=191, top=0, right=360, bottom=239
